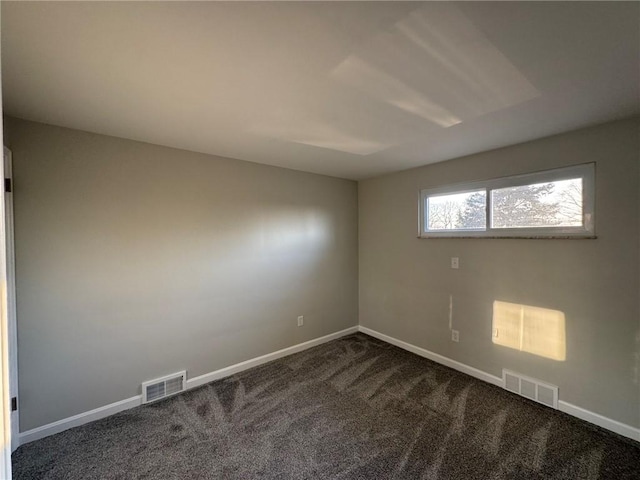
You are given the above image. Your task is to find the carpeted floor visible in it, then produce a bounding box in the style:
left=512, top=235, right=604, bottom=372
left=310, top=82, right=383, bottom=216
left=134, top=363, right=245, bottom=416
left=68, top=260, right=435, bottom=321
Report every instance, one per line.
left=12, top=333, right=640, bottom=479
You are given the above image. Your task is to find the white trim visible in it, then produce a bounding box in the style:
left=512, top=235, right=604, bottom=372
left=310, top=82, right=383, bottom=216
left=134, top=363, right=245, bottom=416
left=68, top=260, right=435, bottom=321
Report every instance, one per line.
left=358, top=326, right=502, bottom=387
left=18, top=325, right=639, bottom=446
left=19, top=326, right=359, bottom=445
left=558, top=401, right=640, bottom=442
left=358, top=325, right=639, bottom=442
left=4, top=147, right=18, bottom=452
left=418, top=162, right=596, bottom=238
left=0, top=126, right=11, bottom=478
left=186, top=326, right=358, bottom=389
left=19, top=395, right=142, bottom=446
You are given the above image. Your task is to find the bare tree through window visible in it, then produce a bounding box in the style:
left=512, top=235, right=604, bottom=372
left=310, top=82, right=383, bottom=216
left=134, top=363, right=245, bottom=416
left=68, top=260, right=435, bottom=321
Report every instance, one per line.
left=557, top=179, right=583, bottom=226
left=491, top=182, right=561, bottom=228
left=427, top=191, right=485, bottom=230
left=422, top=172, right=588, bottom=236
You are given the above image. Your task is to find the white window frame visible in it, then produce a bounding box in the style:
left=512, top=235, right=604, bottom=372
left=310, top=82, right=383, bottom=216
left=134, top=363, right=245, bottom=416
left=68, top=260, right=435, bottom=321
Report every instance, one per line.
left=418, top=163, right=595, bottom=238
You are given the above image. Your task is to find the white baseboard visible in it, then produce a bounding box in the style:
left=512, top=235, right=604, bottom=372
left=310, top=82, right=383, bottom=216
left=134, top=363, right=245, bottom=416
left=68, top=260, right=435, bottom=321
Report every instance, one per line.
left=358, top=325, right=640, bottom=442
left=358, top=326, right=503, bottom=387
left=18, top=325, right=639, bottom=445
left=19, top=326, right=359, bottom=446
left=558, top=401, right=640, bottom=441
left=19, top=395, right=142, bottom=446
left=186, top=326, right=359, bottom=389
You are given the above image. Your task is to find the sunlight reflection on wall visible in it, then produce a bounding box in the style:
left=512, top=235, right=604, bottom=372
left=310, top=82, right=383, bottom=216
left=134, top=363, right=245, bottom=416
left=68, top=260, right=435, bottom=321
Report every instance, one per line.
left=492, top=301, right=566, bottom=361
left=206, top=207, right=336, bottom=298
left=254, top=208, right=333, bottom=254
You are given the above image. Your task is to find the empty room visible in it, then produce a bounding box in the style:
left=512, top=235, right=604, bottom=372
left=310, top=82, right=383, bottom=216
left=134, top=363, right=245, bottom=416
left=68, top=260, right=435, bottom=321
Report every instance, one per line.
left=0, top=1, right=638, bottom=479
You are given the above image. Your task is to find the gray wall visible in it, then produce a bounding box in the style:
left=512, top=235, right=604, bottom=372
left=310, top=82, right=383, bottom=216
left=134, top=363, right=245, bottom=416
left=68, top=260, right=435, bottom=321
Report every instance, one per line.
left=359, top=118, right=640, bottom=428
left=7, top=115, right=640, bottom=432
left=5, top=117, right=358, bottom=431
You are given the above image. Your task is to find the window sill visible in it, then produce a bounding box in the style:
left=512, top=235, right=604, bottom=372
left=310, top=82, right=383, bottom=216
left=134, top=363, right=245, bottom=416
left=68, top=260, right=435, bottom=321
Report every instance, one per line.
left=417, top=235, right=597, bottom=240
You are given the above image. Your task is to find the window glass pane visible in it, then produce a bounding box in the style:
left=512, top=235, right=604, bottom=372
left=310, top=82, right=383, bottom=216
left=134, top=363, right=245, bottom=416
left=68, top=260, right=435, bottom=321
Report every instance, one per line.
left=426, top=190, right=486, bottom=231
left=491, top=178, right=582, bottom=229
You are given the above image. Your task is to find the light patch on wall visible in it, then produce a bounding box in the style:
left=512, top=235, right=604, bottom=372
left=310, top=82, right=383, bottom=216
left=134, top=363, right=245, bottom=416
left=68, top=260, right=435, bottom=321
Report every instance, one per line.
left=492, top=301, right=566, bottom=361
left=255, top=208, right=333, bottom=253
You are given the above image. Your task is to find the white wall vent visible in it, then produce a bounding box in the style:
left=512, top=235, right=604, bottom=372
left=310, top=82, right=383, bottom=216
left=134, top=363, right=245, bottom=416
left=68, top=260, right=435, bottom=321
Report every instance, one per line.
left=142, top=371, right=186, bottom=404
left=502, top=369, right=558, bottom=409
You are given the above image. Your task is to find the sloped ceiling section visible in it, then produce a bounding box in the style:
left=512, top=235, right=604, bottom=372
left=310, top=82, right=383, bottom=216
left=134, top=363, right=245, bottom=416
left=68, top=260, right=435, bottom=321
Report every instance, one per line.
left=2, top=2, right=639, bottom=179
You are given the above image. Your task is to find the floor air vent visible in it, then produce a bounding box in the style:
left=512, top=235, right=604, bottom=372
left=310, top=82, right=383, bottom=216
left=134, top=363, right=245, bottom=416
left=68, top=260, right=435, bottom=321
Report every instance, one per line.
left=502, top=369, right=558, bottom=409
left=142, top=371, right=186, bottom=404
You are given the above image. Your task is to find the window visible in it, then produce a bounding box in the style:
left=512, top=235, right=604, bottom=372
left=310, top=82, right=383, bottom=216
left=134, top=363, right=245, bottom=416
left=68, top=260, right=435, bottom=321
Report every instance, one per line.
left=419, top=163, right=595, bottom=238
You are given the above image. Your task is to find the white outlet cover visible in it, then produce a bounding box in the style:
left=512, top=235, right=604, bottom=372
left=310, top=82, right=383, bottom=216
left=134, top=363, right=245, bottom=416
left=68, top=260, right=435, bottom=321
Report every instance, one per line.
left=451, top=257, right=459, bottom=269
left=297, top=315, right=304, bottom=326
left=452, top=330, right=459, bottom=342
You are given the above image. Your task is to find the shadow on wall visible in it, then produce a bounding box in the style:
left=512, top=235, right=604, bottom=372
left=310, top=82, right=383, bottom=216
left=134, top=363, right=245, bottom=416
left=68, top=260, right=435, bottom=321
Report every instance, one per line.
left=492, top=300, right=566, bottom=361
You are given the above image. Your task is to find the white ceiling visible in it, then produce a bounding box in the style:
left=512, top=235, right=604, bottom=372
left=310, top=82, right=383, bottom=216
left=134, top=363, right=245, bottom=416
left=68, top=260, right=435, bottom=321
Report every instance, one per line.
left=2, top=1, right=638, bottom=180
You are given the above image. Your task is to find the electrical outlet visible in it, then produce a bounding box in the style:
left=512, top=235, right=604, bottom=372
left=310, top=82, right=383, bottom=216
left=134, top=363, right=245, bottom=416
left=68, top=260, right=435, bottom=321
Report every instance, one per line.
left=452, top=330, right=459, bottom=342
left=451, top=257, right=459, bottom=269
left=297, top=315, right=304, bottom=327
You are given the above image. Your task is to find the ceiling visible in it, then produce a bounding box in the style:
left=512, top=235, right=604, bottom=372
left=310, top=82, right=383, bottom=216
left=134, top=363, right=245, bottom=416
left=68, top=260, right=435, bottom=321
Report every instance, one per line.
left=2, top=2, right=638, bottom=180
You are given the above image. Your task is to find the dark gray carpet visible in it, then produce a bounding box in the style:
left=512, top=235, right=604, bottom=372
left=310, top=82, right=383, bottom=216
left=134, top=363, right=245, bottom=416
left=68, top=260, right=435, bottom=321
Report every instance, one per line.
left=12, top=333, right=640, bottom=479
